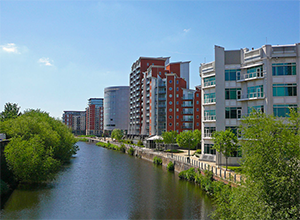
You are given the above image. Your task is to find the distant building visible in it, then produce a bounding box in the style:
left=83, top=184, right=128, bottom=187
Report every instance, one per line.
left=104, top=86, right=130, bottom=133
left=86, top=98, right=104, bottom=136
left=62, top=111, right=86, bottom=135
left=199, top=43, right=300, bottom=164
left=129, top=57, right=201, bottom=137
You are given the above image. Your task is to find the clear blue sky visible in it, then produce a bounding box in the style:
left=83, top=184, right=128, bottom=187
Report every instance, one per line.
left=1, top=0, right=299, bottom=118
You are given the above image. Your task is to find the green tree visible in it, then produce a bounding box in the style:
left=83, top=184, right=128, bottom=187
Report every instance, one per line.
left=111, top=129, right=123, bottom=142
left=0, top=109, right=78, bottom=183
left=0, top=103, right=21, bottom=121
left=212, top=109, right=300, bottom=219
left=176, top=130, right=201, bottom=157
left=162, top=130, right=177, bottom=149
left=212, top=129, right=238, bottom=170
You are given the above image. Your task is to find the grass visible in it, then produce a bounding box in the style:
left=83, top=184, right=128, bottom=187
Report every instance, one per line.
left=164, top=149, right=184, bottom=153
left=76, top=137, right=89, bottom=142
left=224, top=166, right=243, bottom=173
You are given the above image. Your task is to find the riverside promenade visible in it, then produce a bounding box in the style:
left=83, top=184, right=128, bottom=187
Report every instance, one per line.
left=87, top=137, right=242, bottom=186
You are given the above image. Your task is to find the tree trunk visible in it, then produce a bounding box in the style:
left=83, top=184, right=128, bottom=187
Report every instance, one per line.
left=225, top=157, right=228, bottom=171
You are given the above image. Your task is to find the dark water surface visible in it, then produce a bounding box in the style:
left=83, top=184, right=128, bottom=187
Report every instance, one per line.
left=1, top=142, right=214, bottom=219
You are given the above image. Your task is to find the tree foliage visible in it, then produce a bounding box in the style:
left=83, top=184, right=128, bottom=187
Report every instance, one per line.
left=212, top=109, right=300, bottom=219
left=176, top=130, right=201, bottom=156
left=0, top=109, right=78, bottom=183
left=0, top=103, right=21, bottom=121
left=111, top=129, right=123, bottom=142
left=212, top=129, right=238, bottom=170
left=162, top=130, right=177, bottom=144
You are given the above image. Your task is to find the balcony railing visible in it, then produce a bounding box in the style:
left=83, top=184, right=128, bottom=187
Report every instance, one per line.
left=182, top=111, right=193, bottom=114
left=203, top=81, right=216, bottom=88
left=237, top=71, right=265, bottom=82
left=203, top=133, right=213, bottom=138
left=182, top=118, right=193, bottom=122
left=182, top=104, right=193, bottom=107
left=238, top=92, right=264, bottom=101
left=204, top=98, right=216, bottom=104
left=182, top=125, right=193, bottom=129
left=204, top=115, right=216, bottom=121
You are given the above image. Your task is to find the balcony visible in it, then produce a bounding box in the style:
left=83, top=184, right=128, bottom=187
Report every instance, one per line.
left=182, top=125, right=193, bottom=129
left=182, top=96, right=193, bottom=100
left=182, top=104, right=193, bottom=108
left=237, top=71, right=265, bottom=82
left=203, top=80, right=216, bottom=88
left=203, top=115, right=216, bottom=121
left=203, top=133, right=213, bottom=138
left=182, top=110, right=193, bottom=115
left=203, top=98, right=216, bottom=105
left=158, top=104, right=166, bottom=108
left=182, top=118, right=193, bottom=122
left=237, top=92, right=265, bottom=101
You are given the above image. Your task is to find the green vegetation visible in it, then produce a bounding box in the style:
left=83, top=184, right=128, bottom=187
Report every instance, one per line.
left=212, top=109, right=300, bottom=219
left=176, top=129, right=201, bottom=156
left=121, top=139, right=133, bottom=144
left=0, top=179, right=9, bottom=195
left=76, top=137, right=89, bottom=142
left=224, top=166, right=242, bottom=173
left=111, top=129, right=123, bottom=142
left=212, top=129, right=238, bottom=170
left=166, top=161, right=174, bottom=171
left=137, top=140, right=144, bottom=147
left=192, top=149, right=202, bottom=157
left=77, top=135, right=96, bottom=138
left=96, top=141, right=122, bottom=151
left=0, top=103, right=21, bottom=122
left=120, top=144, right=126, bottom=153
left=0, top=108, right=78, bottom=183
left=153, top=156, right=162, bottom=165
left=127, top=147, right=135, bottom=156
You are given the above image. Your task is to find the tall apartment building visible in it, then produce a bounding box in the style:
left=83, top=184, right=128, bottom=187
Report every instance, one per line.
left=86, top=98, right=104, bottom=136
left=104, top=86, right=130, bottom=133
left=200, top=43, right=300, bottom=165
left=62, top=111, right=86, bottom=135
left=129, top=57, right=201, bottom=137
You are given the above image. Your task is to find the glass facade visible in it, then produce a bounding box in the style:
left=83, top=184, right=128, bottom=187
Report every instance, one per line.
left=273, top=104, right=298, bottom=117
left=247, top=85, right=264, bottom=98
left=225, top=69, right=240, bottom=81
left=246, top=65, right=263, bottom=78
left=203, top=76, right=216, bottom=87
left=204, top=144, right=216, bottom=155
left=225, top=88, right=241, bottom=100
left=225, top=107, right=242, bottom=119
left=272, top=63, right=296, bottom=76
left=204, top=93, right=216, bottom=103
left=204, top=127, right=216, bottom=137
left=248, top=105, right=264, bottom=115
left=204, top=109, right=216, bottom=120
left=273, top=84, right=297, bottom=96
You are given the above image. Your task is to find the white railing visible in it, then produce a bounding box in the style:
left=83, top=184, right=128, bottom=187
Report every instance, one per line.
left=203, top=81, right=216, bottom=88
left=204, top=98, right=216, bottom=104
left=204, top=115, right=216, bottom=121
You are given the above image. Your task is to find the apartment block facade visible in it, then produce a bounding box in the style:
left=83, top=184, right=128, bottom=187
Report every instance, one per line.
left=129, top=57, right=201, bottom=137
left=104, top=86, right=130, bottom=133
left=86, top=98, right=104, bottom=136
left=62, top=111, right=86, bottom=135
left=200, top=43, right=300, bottom=165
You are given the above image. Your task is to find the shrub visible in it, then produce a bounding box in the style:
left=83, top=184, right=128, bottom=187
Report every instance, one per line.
left=153, top=156, right=162, bottom=165
left=179, top=168, right=196, bottom=182
left=77, top=137, right=89, bottom=142
left=128, top=147, right=135, bottom=156
left=164, top=149, right=184, bottom=153
left=137, top=140, right=143, bottom=147
left=167, top=161, right=174, bottom=171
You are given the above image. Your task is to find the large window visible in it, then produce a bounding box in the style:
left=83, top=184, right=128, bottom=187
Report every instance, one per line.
left=203, top=76, right=215, bottom=87
left=204, top=127, right=216, bottom=137
left=273, top=104, right=298, bottom=117
left=246, top=65, right=263, bottom=78
left=225, top=69, right=240, bottom=81
left=204, top=93, right=216, bottom=103
left=204, top=144, right=216, bottom=155
left=272, top=63, right=296, bottom=76
left=248, top=105, right=264, bottom=115
left=225, top=107, right=242, bottom=119
left=273, top=84, right=297, bottom=96
left=204, top=110, right=216, bottom=120
left=247, top=85, right=264, bottom=98
left=225, top=88, right=241, bottom=100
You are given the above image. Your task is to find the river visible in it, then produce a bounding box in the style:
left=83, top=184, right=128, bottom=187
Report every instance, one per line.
left=0, top=141, right=214, bottom=219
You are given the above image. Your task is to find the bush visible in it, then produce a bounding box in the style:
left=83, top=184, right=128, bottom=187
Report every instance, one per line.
left=96, top=141, right=122, bottom=151
left=120, top=144, right=126, bottom=153
left=137, top=140, right=144, bottom=147
left=127, top=147, right=135, bottom=156
left=179, top=168, right=196, bottom=182
left=167, top=161, right=174, bottom=171
left=164, top=149, right=184, bottom=153
left=193, top=149, right=201, bottom=156
left=77, top=137, right=89, bottom=142
left=153, top=156, right=162, bottom=165
left=0, top=179, right=9, bottom=195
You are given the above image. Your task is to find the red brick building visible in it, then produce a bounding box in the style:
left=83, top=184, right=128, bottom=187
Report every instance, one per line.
left=86, top=98, right=104, bottom=136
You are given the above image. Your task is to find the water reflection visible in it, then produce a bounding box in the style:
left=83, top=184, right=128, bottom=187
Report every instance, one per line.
left=1, top=142, right=214, bottom=219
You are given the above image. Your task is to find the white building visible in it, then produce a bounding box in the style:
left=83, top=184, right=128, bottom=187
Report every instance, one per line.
left=200, top=43, right=300, bottom=165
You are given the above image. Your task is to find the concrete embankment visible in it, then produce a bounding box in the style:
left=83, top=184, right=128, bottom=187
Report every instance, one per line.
left=87, top=138, right=241, bottom=186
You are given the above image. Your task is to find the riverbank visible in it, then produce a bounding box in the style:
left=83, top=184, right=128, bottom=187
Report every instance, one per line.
left=87, top=137, right=241, bottom=186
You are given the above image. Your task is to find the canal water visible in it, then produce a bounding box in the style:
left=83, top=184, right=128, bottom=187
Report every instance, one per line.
left=0, top=142, right=214, bottom=219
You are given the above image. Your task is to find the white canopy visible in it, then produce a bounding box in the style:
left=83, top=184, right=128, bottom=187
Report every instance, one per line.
left=146, top=135, right=163, bottom=141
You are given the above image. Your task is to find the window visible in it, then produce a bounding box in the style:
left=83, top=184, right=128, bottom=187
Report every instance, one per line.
left=176, top=115, right=179, bottom=119
left=176, top=108, right=179, bottom=112
left=169, top=87, right=172, bottom=91
left=159, top=72, right=161, bottom=75
left=204, top=144, right=216, bottom=155
left=197, top=123, right=199, bottom=126
left=169, top=123, right=172, bottom=126
left=204, top=110, right=216, bottom=120
left=204, top=127, right=216, bottom=137
left=169, top=80, right=172, bottom=83
left=169, top=94, right=172, bottom=98
left=197, top=108, right=199, bottom=112
left=177, top=80, right=179, bottom=84
left=196, top=93, right=199, bottom=97
left=273, top=105, right=298, bottom=117
left=176, top=101, right=179, bottom=105
left=196, top=101, right=199, bottom=104
left=169, top=108, right=172, bottom=112
left=203, top=76, right=216, bottom=87
left=225, top=126, right=238, bottom=136
left=204, top=93, right=216, bottom=103
left=169, top=101, right=172, bottom=105
left=273, top=84, right=297, bottom=96
left=176, top=94, right=179, bottom=98
left=246, top=66, right=263, bottom=78
left=225, top=107, right=242, bottom=119
left=225, top=88, right=241, bottom=100
left=177, top=87, right=179, bottom=91
left=248, top=105, right=264, bottom=115
left=176, top=123, right=179, bottom=126
left=225, top=69, right=240, bottom=81
left=196, top=115, right=199, bottom=119
left=272, top=63, right=296, bottom=76
left=247, top=85, right=264, bottom=98
left=169, top=115, right=172, bottom=119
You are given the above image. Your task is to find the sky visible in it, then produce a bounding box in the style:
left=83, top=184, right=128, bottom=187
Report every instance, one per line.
left=0, top=0, right=299, bottom=119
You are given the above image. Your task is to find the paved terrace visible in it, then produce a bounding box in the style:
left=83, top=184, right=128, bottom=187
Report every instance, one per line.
left=86, top=137, right=242, bottom=185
